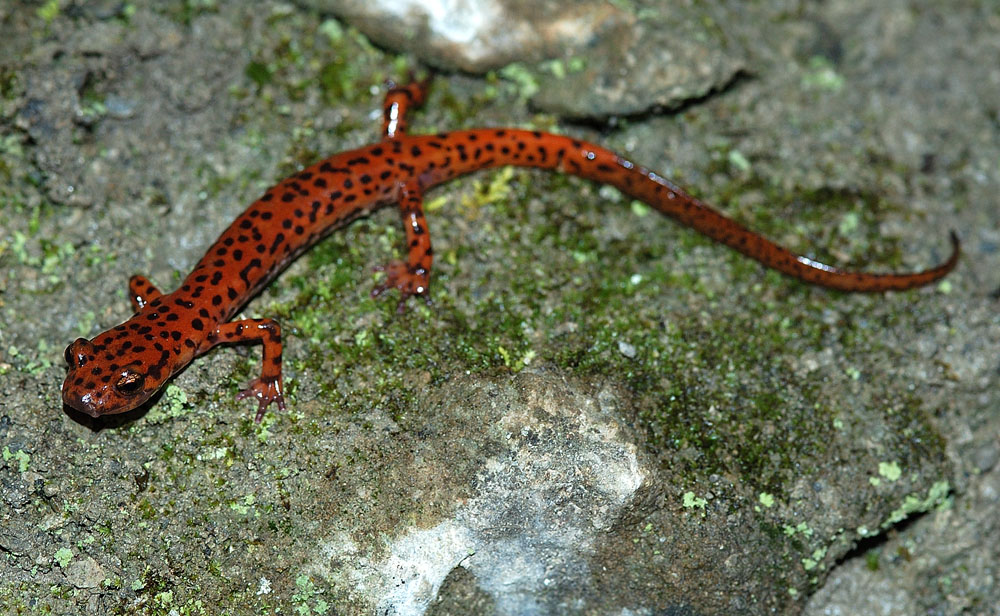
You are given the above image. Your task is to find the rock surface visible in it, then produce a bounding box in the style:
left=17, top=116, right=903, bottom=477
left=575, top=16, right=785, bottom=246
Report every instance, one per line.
left=314, top=0, right=745, bottom=118
left=0, top=0, right=997, bottom=614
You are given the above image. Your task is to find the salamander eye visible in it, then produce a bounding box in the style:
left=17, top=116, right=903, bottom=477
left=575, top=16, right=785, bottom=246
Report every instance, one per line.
left=115, top=369, right=146, bottom=396
left=64, top=338, right=90, bottom=368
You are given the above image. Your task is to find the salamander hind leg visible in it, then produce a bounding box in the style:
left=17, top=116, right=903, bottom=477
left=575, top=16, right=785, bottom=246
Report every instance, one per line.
left=205, top=318, right=285, bottom=422
left=382, top=76, right=430, bottom=139
left=371, top=181, right=433, bottom=313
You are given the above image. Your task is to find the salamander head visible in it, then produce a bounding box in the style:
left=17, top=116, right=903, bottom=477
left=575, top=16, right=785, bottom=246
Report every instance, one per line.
left=61, top=316, right=187, bottom=417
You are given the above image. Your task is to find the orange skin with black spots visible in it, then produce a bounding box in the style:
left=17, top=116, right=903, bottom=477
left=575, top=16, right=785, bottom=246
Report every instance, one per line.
left=61, top=80, right=960, bottom=422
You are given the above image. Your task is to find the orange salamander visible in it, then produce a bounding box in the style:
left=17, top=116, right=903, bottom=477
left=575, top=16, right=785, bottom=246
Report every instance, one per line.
left=62, top=80, right=960, bottom=422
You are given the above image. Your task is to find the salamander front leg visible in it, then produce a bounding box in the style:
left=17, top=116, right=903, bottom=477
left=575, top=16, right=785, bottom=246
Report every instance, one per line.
left=371, top=181, right=434, bottom=313
left=128, top=275, right=162, bottom=311
left=204, top=318, right=285, bottom=422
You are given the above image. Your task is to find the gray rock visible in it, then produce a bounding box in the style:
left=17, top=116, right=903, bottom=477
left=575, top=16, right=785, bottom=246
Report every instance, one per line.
left=308, top=370, right=649, bottom=614
left=309, top=0, right=623, bottom=73
left=64, top=556, right=106, bottom=589
left=314, top=0, right=745, bottom=118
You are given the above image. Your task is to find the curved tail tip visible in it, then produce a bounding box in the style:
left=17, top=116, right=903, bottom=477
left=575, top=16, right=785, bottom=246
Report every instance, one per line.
left=946, top=229, right=961, bottom=264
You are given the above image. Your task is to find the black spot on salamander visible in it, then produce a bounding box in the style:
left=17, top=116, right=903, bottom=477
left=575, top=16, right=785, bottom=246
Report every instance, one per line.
left=239, top=258, right=262, bottom=286
left=211, top=271, right=223, bottom=285
left=371, top=146, right=384, bottom=156
left=191, top=318, right=204, bottom=331
left=379, top=170, right=392, bottom=180
left=313, top=177, right=327, bottom=188
left=194, top=274, right=209, bottom=283
left=343, top=178, right=354, bottom=189
left=410, top=145, right=422, bottom=157
left=260, top=211, right=273, bottom=221
left=360, top=174, right=373, bottom=185
left=227, top=287, right=238, bottom=300
left=224, top=237, right=235, bottom=246
left=269, top=233, right=285, bottom=254
left=281, top=193, right=295, bottom=203
left=348, top=156, right=370, bottom=165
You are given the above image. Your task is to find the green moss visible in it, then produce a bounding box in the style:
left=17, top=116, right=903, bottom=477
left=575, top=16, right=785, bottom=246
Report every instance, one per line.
left=159, top=0, right=219, bottom=27
left=245, top=61, right=273, bottom=88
